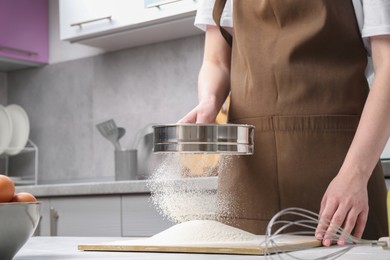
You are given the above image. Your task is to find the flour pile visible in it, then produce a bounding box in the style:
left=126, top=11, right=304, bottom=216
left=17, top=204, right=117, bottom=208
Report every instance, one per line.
left=148, top=220, right=258, bottom=243
left=147, top=154, right=235, bottom=223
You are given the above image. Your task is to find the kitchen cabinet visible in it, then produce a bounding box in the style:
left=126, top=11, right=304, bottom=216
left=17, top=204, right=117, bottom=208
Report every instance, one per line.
left=38, top=196, right=122, bottom=237
left=59, top=0, right=202, bottom=51
left=121, top=194, right=174, bottom=237
left=36, top=194, right=173, bottom=237
left=0, top=0, right=48, bottom=71
left=19, top=179, right=215, bottom=237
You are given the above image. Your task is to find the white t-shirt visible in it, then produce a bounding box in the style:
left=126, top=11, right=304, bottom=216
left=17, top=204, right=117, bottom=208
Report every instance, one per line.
left=195, top=0, right=390, bottom=51
left=194, top=0, right=390, bottom=82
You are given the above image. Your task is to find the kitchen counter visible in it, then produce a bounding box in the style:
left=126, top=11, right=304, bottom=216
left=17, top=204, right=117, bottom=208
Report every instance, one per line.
left=14, top=177, right=389, bottom=198
left=15, top=177, right=218, bottom=197
left=14, top=236, right=390, bottom=259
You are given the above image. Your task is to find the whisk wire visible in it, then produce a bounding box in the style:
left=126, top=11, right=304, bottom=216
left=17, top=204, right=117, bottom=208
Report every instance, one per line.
left=263, top=207, right=386, bottom=259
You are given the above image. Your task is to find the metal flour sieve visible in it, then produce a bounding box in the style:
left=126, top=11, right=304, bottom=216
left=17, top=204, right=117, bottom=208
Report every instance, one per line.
left=153, top=124, right=254, bottom=155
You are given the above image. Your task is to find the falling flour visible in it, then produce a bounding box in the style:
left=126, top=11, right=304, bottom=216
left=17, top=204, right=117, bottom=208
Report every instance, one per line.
left=130, top=155, right=259, bottom=245
left=147, top=154, right=236, bottom=223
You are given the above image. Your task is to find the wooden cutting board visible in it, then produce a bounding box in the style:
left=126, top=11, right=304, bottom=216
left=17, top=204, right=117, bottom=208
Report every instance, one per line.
left=78, top=235, right=321, bottom=255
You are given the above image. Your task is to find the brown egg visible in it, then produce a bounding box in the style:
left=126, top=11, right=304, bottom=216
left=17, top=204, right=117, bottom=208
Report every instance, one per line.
left=11, top=192, right=37, bottom=203
left=0, top=175, right=15, bottom=203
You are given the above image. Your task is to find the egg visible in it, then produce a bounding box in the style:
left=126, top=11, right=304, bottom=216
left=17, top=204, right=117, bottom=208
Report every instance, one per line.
left=11, top=192, right=37, bottom=203
left=0, top=175, right=15, bottom=203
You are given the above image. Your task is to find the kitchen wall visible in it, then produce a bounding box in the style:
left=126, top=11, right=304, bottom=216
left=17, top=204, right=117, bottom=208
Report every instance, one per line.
left=0, top=72, right=6, bottom=105
left=7, top=35, right=204, bottom=184
left=0, top=72, right=6, bottom=173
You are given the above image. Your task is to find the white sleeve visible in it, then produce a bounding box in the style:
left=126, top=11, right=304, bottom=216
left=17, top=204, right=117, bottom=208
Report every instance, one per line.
left=352, top=0, right=372, bottom=54
left=361, top=0, right=390, bottom=38
left=194, top=0, right=233, bottom=31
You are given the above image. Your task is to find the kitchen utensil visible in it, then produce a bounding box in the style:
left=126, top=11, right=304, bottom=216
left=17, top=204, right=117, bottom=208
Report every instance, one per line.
left=153, top=124, right=254, bottom=155
left=263, top=207, right=388, bottom=259
left=114, top=149, right=137, bottom=181
left=115, top=127, right=126, bottom=150
left=118, top=127, right=126, bottom=141
left=5, top=104, right=30, bottom=156
left=0, top=202, right=41, bottom=260
left=96, top=119, right=121, bottom=150
left=0, top=105, right=12, bottom=156
left=78, top=234, right=320, bottom=255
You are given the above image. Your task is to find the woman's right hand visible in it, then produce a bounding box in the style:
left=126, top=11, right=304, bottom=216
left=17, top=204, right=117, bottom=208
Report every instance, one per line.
left=178, top=99, right=221, bottom=124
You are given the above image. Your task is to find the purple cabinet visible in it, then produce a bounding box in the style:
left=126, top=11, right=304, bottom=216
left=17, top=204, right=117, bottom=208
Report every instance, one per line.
left=0, top=0, right=48, bottom=67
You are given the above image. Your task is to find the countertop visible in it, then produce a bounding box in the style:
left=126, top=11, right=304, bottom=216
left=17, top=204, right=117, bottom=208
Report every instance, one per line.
left=15, top=177, right=218, bottom=197
left=14, top=236, right=390, bottom=259
left=14, top=177, right=389, bottom=198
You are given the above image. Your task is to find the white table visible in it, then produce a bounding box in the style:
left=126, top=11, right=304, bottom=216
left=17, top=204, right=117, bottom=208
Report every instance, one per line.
left=14, top=236, right=390, bottom=260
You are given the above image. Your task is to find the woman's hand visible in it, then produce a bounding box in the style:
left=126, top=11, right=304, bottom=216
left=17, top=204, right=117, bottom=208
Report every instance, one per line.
left=178, top=99, right=221, bottom=123
left=315, top=170, right=369, bottom=246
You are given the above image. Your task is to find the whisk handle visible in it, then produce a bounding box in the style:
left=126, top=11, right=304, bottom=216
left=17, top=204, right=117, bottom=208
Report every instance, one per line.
left=378, top=237, right=389, bottom=249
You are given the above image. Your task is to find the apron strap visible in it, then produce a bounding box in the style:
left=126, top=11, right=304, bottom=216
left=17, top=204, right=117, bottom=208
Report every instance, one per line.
left=212, top=0, right=233, bottom=47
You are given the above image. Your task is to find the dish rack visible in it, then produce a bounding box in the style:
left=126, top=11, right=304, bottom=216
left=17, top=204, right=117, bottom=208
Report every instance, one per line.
left=0, top=139, right=38, bottom=186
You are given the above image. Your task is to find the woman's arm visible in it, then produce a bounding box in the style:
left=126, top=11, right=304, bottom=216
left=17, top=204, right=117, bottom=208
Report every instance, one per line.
left=316, top=35, right=390, bottom=246
left=179, top=25, right=232, bottom=123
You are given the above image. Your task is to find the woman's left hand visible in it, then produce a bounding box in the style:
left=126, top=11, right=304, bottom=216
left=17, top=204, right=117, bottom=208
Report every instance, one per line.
left=315, top=172, right=369, bottom=246
left=315, top=35, right=390, bottom=247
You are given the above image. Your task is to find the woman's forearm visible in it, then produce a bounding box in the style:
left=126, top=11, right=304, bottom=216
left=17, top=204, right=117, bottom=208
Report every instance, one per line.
left=339, top=35, right=390, bottom=181
left=317, top=35, right=390, bottom=244
left=178, top=26, right=232, bottom=123
left=197, top=60, right=231, bottom=109
left=197, top=26, right=232, bottom=109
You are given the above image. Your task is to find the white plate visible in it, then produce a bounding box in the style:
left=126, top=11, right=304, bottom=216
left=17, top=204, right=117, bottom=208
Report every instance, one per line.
left=5, top=104, right=30, bottom=156
left=0, top=105, right=12, bottom=155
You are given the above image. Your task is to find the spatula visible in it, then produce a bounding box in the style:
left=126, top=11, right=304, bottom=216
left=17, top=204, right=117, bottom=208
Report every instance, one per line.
left=96, top=119, right=121, bottom=150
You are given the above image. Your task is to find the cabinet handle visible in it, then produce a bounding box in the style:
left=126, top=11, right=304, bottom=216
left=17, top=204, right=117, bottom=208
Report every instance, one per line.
left=0, top=45, right=38, bottom=56
left=71, top=15, right=112, bottom=28
left=50, top=207, right=59, bottom=236
left=146, top=0, right=185, bottom=9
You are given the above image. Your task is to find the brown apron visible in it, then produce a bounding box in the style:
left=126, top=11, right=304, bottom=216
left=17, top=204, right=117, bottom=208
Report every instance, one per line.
left=213, top=0, right=388, bottom=239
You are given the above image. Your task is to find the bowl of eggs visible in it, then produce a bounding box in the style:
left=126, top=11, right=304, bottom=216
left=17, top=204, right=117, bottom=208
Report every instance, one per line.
left=0, top=174, right=41, bottom=260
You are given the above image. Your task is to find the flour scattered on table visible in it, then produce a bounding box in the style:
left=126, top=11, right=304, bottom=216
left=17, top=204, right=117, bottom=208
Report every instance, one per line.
left=148, top=220, right=258, bottom=243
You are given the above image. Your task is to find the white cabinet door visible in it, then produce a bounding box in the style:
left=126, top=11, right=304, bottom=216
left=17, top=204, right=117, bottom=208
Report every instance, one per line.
left=49, top=196, right=122, bottom=237
left=122, top=194, right=173, bottom=237
left=59, top=0, right=140, bottom=41
left=140, top=0, right=198, bottom=25
left=59, top=0, right=201, bottom=51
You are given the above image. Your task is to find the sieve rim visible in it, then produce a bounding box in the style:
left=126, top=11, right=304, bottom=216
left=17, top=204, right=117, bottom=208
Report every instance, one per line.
left=153, top=124, right=255, bottom=155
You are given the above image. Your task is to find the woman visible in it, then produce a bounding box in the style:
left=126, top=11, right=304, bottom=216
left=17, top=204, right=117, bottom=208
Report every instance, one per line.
left=180, top=0, right=390, bottom=246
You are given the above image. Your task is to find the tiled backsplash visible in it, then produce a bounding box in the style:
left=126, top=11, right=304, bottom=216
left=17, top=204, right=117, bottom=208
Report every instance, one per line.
left=6, top=35, right=204, bottom=184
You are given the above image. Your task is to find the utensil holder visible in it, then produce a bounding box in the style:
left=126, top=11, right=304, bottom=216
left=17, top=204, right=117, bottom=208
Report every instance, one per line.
left=114, top=149, right=137, bottom=181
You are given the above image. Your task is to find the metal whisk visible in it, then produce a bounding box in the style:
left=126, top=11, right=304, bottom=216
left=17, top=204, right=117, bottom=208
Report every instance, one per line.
left=262, top=207, right=388, bottom=259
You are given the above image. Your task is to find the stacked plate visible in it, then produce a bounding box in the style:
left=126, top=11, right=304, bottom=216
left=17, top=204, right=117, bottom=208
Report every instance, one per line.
left=0, top=104, right=30, bottom=156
